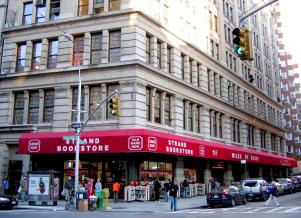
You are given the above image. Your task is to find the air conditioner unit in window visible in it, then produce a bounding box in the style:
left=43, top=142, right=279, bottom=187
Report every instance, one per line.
left=51, top=8, right=60, bottom=16
left=36, top=0, right=45, bottom=6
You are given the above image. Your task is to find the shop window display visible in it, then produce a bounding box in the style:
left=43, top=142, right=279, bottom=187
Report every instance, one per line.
left=140, top=161, right=172, bottom=182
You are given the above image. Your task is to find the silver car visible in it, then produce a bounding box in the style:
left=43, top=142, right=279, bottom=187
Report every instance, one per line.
left=242, top=179, right=269, bottom=201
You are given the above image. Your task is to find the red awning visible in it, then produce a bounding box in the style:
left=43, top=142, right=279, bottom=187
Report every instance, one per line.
left=18, top=129, right=297, bottom=167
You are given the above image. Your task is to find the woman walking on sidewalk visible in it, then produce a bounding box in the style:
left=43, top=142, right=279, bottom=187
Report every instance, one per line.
left=265, top=182, right=280, bottom=207
left=169, top=180, right=179, bottom=211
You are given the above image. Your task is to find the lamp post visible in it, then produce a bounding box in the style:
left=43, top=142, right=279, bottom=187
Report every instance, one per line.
left=64, top=33, right=81, bottom=197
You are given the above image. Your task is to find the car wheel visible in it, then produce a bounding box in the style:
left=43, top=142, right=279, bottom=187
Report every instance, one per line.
left=231, top=199, right=236, bottom=207
left=209, top=204, right=215, bottom=208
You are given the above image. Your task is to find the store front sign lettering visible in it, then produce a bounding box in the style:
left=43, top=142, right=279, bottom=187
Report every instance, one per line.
left=166, top=146, right=193, bottom=155
left=128, top=136, right=143, bottom=150
left=148, top=137, right=157, bottom=151
left=28, top=139, right=41, bottom=152
left=56, top=144, right=109, bottom=152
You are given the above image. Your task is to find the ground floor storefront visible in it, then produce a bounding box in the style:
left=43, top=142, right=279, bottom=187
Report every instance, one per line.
left=7, top=128, right=297, bottom=197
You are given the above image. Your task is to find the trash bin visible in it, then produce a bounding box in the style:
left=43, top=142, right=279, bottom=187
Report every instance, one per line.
left=102, top=188, right=110, bottom=209
left=88, top=195, right=97, bottom=210
left=95, top=190, right=103, bottom=209
left=77, top=190, right=87, bottom=200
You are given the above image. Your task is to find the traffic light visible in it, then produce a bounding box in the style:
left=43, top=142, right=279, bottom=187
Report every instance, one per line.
left=232, top=28, right=253, bottom=61
left=108, top=97, right=120, bottom=116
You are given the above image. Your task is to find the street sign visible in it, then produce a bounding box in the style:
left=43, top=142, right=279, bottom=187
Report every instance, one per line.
left=71, top=122, right=83, bottom=129
left=241, top=160, right=247, bottom=164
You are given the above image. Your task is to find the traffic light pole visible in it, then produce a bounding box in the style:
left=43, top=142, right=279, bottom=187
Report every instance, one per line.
left=239, top=0, right=278, bottom=25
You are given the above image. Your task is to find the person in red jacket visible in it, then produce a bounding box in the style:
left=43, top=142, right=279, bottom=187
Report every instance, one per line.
left=113, top=180, right=121, bottom=203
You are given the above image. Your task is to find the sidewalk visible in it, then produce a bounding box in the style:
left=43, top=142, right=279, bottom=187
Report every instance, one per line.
left=16, top=195, right=207, bottom=212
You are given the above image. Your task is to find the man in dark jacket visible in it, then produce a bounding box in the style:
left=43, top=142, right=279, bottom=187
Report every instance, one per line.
left=163, top=179, right=170, bottom=202
left=169, top=180, right=179, bottom=211
left=154, top=178, right=161, bottom=202
left=265, top=182, right=280, bottom=207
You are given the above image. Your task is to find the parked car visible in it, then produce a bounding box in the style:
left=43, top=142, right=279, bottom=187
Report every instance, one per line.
left=290, top=176, right=301, bottom=192
left=207, top=185, right=247, bottom=207
left=275, top=178, right=294, bottom=194
left=0, top=194, right=18, bottom=210
left=268, top=181, right=284, bottom=196
left=242, top=179, right=269, bottom=201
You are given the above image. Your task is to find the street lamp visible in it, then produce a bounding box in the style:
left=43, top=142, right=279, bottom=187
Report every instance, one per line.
left=64, top=32, right=81, bottom=199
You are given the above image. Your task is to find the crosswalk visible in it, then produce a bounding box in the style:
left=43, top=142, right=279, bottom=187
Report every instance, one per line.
left=172, top=206, right=301, bottom=214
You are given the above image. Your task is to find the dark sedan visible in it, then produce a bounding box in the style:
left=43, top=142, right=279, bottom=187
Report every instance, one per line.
left=0, top=194, right=18, bottom=210
left=207, top=186, right=247, bottom=207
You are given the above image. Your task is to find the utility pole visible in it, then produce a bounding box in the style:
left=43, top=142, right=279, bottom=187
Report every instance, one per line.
left=239, top=0, right=279, bottom=25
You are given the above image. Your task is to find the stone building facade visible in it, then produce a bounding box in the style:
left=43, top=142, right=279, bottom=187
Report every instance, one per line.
left=0, top=0, right=296, bottom=194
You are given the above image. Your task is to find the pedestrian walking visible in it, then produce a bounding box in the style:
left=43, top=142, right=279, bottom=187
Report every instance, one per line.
left=20, top=174, right=28, bottom=201
left=182, top=178, right=189, bottom=198
left=2, top=177, right=9, bottom=195
left=163, top=179, right=170, bottom=202
left=113, top=180, right=121, bottom=203
left=265, top=181, right=280, bottom=207
left=153, top=177, right=161, bottom=202
left=169, top=180, right=179, bottom=211
left=95, top=178, right=102, bottom=191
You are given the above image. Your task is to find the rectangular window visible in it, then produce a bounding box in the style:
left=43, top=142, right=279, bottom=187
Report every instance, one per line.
left=154, top=92, right=161, bottom=123
left=32, top=41, right=42, bottom=71
left=50, top=0, right=60, bottom=20
left=48, top=39, right=58, bottom=68
left=23, top=2, right=33, bottom=25
left=17, top=44, right=27, bottom=72
left=78, top=0, right=89, bottom=16
left=89, top=86, right=102, bottom=120
left=94, top=0, right=104, bottom=14
left=28, top=91, right=39, bottom=124
left=91, top=32, right=102, bottom=64
left=43, top=90, right=54, bottom=122
left=146, top=35, right=151, bottom=64
left=72, top=88, right=85, bottom=122
left=164, top=95, right=171, bottom=126
left=157, top=42, right=161, bottom=69
left=146, top=87, right=151, bottom=121
left=109, top=31, right=121, bottom=62
left=73, top=35, right=84, bottom=65
left=107, top=84, right=119, bottom=119
left=109, top=0, right=120, bottom=11
left=36, top=4, right=46, bottom=23
left=13, top=93, right=24, bottom=124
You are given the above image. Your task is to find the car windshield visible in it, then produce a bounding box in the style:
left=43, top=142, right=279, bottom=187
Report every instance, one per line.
left=216, top=186, right=228, bottom=192
left=244, top=181, right=257, bottom=187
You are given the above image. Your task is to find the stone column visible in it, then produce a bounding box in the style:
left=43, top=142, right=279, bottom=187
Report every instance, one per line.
left=183, top=100, right=190, bottom=131
left=216, top=112, right=221, bottom=138
left=150, top=36, right=157, bottom=68
left=101, top=30, right=109, bottom=63
left=0, top=144, right=9, bottom=188
left=83, top=85, right=90, bottom=121
left=281, top=138, right=286, bottom=155
left=184, top=56, right=190, bottom=83
left=200, top=106, right=211, bottom=138
left=38, top=89, right=45, bottom=123
left=209, top=70, right=215, bottom=95
left=204, top=166, right=212, bottom=193
left=228, top=85, right=234, bottom=105
left=191, top=60, right=198, bottom=86
left=57, top=35, right=73, bottom=68
left=171, top=48, right=181, bottom=79
left=150, top=88, right=156, bottom=123
left=224, top=163, right=234, bottom=185
left=240, top=121, right=247, bottom=147
left=83, top=32, right=91, bottom=65
left=265, top=132, right=272, bottom=152
left=161, top=42, right=168, bottom=73
left=238, top=88, right=244, bottom=109
left=25, top=41, right=33, bottom=72
left=222, top=114, right=231, bottom=143
left=254, top=127, right=261, bottom=150
left=210, top=110, right=215, bottom=137
left=174, top=159, right=185, bottom=185
left=234, top=85, right=238, bottom=106
left=221, top=78, right=228, bottom=100
left=40, top=38, right=48, bottom=70
left=173, top=96, right=184, bottom=134
left=192, top=103, right=197, bottom=132
left=104, top=0, right=109, bottom=12
left=101, top=84, right=107, bottom=120
left=88, top=0, right=94, bottom=14
left=199, top=65, right=208, bottom=91
left=275, top=136, right=281, bottom=154
left=215, top=74, right=221, bottom=98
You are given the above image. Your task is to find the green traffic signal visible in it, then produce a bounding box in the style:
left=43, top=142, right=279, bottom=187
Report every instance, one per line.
left=232, top=28, right=253, bottom=61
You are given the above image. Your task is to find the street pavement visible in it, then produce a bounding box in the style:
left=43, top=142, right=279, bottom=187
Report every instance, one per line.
left=15, top=195, right=207, bottom=212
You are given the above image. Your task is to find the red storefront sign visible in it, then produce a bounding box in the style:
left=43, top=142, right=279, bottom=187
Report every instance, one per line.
left=18, top=129, right=297, bottom=167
